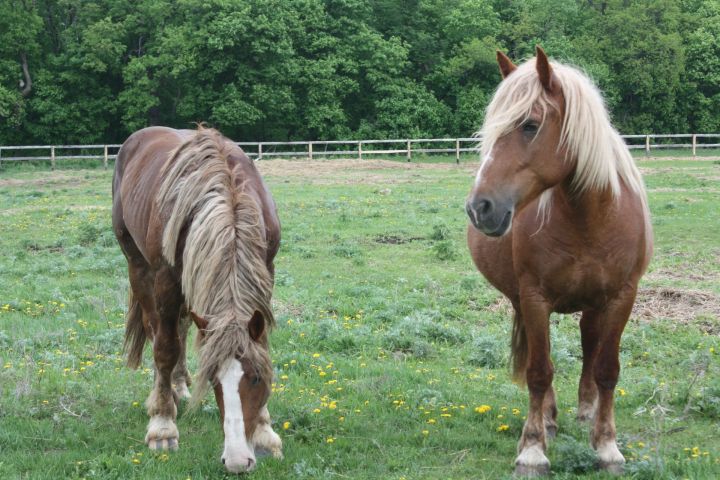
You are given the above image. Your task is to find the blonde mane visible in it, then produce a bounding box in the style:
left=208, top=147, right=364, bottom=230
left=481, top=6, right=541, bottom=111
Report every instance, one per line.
left=478, top=56, right=648, bottom=222
left=156, top=128, right=274, bottom=406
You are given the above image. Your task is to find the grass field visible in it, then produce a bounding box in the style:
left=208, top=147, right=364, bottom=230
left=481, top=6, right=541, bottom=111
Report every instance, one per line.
left=0, top=156, right=718, bottom=479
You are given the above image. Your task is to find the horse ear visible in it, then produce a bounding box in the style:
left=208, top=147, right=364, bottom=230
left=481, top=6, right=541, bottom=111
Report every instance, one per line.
left=248, top=310, right=265, bottom=342
left=535, top=45, right=553, bottom=91
left=190, top=310, right=209, bottom=331
left=496, top=50, right=517, bottom=79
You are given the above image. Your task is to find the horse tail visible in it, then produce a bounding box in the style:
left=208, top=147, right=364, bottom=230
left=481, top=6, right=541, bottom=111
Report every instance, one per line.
left=124, top=289, right=146, bottom=369
left=510, top=310, right=528, bottom=384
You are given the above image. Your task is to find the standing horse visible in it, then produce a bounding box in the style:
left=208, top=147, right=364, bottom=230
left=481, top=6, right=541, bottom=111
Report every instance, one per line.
left=466, top=47, right=652, bottom=476
left=112, top=126, right=283, bottom=473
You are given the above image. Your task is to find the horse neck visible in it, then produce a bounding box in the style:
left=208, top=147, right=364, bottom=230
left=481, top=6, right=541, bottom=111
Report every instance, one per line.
left=554, top=176, right=620, bottom=235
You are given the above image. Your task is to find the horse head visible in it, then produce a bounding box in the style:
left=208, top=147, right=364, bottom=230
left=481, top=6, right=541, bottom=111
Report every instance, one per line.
left=191, top=310, right=280, bottom=473
left=467, top=46, right=572, bottom=236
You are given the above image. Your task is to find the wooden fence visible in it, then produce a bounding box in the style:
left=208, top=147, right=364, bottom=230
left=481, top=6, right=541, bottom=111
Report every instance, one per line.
left=1, top=134, right=719, bottom=169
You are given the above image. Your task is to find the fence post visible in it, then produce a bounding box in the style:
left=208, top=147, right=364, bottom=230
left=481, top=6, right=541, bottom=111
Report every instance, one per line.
left=103, top=145, right=108, bottom=169
left=258, top=143, right=263, bottom=161
left=0, top=148, right=3, bottom=170
left=51, top=146, right=56, bottom=170
left=645, top=135, right=650, bottom=157
left=455, top=139, right=460, bottom=164
left=692, top=134, right=697, bottom=157
left=308, top=142, right=313, bottom=161
left=406, top=140, right=411, bottom=162
left=358, top=141, right=362, bottom=160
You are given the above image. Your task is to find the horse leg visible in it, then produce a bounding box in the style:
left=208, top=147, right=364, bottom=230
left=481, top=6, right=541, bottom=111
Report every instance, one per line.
left=590, top=287, right=636, bottom=474
left=516, top=307, right=557, bottom=439
left=252, top=405, right=283, bottom=459
left=171, top=307, right=192, bottom=400
left=578, top=311, right=600, bottom=422
left=514, top=291, right=553, bottom=477
left=145, top=266, right=183, bottom=451
left=543, top=386, right=558, bottom=439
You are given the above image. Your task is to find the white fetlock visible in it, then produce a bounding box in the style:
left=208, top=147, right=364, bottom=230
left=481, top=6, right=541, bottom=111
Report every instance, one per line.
left=597, top=440, right=625, bottom=473
left=252, top=422, right=283, bottom=458
left=514, top=444, right=550, bottom=476
left=174, top=380, right=191, bottom=400
left=577, top=398, right=598, bottom=422
left=146, top=415, right=180, bottom=451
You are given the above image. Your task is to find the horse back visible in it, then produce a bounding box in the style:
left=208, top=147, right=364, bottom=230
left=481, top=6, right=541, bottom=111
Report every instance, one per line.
left=112, top=127, right=189, bottom=264
left=112, top=127, right=280, bottom=271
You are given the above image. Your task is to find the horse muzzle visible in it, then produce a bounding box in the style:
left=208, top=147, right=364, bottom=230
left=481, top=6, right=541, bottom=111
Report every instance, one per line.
left=466, top=196, right=514, bottom=237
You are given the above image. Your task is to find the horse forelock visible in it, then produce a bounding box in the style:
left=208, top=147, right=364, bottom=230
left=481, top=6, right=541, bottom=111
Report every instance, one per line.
left=477, top=56, right=649, bottom=230
left=155, top=127, right=275, bottom=408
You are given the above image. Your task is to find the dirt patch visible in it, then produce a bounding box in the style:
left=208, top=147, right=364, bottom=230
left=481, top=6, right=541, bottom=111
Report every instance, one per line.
left=649, top=266, right=720, bottom=283
left=374, top=234, right=424, bottom=245
left=633, top=287, right=720, bottom=329
left=0, top=172, right=91, bottom=188
left=256, top=158, right=475, bottom=184
left=477, top=286, right=719, bottom=329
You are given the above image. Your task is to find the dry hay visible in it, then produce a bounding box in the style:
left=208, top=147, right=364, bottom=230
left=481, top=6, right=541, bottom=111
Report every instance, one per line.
left=478, top=287, right=719, bottom=332
left=633, top=287, right=720, bottom=327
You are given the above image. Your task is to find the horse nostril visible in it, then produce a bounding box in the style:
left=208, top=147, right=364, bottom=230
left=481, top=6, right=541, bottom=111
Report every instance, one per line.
left=477, top=199, right=493, bottom=215
left=221, top=457, right=226, bottom=465
left=247, top=458, right=256, bottom=470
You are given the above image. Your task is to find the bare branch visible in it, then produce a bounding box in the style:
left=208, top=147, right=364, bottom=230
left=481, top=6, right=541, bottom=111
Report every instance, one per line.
left=20, top=52, right=32, bottom=97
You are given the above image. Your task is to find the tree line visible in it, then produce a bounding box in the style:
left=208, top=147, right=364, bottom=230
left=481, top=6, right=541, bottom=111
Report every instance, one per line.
left=1, top=0, right=719, bottom=145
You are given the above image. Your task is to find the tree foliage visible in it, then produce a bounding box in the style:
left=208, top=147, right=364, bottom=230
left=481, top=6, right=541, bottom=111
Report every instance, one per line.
left=0, top=0, right=718, bottom=144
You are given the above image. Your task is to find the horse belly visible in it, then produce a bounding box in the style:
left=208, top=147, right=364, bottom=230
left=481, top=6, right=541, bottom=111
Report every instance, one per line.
left=545, top=258, right=633, bottom=313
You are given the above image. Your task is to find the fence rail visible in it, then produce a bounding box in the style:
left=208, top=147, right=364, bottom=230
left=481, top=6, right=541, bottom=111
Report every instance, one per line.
left=1, top=134, right=720, bottom=169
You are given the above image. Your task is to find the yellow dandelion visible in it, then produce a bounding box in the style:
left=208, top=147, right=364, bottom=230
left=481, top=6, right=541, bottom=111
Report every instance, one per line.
left=422, top=430, right=429, bottom=436
left=474, top=405, right=492, bottom=414
left=283, top=421, right=291, bottom=430
left=497, top=424, right=509, bottom=432
left=326, top=437, right=335, bottom=444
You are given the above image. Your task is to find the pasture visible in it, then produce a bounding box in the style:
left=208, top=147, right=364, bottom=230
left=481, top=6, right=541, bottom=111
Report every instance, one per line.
left=0, top=156, right=718, bottom=479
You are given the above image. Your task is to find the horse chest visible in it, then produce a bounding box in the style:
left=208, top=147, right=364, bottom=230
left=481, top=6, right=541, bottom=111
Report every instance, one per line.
left=523, top=239, right=633, bottom=312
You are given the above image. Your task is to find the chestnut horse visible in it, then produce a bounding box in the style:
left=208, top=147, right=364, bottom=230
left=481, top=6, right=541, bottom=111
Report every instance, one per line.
left=466, top=47, right=652, bottom=476
left=112, top=126, right=282, bottom=473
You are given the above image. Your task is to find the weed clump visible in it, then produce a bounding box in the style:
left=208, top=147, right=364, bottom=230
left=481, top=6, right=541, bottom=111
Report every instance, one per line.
left=467, top=334, right=506, bottom=368
left=384, top=310, right=463, bottom=358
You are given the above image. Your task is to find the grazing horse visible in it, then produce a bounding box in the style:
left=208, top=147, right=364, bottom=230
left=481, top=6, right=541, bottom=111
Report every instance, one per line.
left=466, top=47, right=652, bottom=476
left=112, top=126, right=283, bottom=473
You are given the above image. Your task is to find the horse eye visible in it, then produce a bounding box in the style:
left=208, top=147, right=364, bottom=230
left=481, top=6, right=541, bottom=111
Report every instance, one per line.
left=251, top=376, right=261, bottom=386
left=522, top=121, right=539, bottom=136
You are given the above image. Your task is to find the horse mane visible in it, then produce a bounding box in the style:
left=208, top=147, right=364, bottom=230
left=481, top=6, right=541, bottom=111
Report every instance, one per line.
left=478, top=56, right=649, bottom=225
left=156, top=127, right=274, bottom=407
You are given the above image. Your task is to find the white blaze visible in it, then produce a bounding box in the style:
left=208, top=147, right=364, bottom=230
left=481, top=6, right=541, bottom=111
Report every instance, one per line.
left=218, top=358, right=255, bottom=473
left=474, top=154, right=495, bottom=186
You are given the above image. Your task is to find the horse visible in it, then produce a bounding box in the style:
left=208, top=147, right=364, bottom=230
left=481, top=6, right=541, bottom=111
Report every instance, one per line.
left=466, top=47, right=652, bottom=476
left=112, top=126, right=283, bottom=473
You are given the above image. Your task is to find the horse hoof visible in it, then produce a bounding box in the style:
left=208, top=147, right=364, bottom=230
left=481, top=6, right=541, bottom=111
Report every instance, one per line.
left=514, top=463, right=550, bottom=477
left=599, top=461, right=624, bottom=475
left=148, top=437, right=179, bottom=451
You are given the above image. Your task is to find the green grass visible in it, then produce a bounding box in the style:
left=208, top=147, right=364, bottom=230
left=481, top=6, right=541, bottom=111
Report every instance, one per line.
left=0, top=157, right=719, bottom=479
